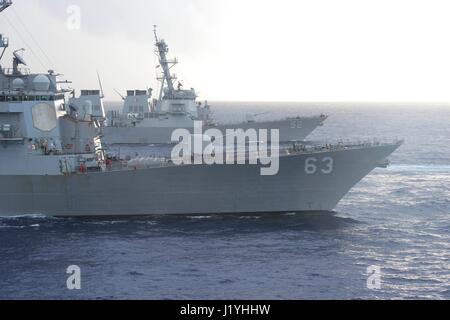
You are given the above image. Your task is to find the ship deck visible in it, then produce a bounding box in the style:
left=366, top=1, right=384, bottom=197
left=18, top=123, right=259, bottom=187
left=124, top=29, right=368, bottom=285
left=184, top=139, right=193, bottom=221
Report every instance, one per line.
left=102, top=139, right=404, bottom=173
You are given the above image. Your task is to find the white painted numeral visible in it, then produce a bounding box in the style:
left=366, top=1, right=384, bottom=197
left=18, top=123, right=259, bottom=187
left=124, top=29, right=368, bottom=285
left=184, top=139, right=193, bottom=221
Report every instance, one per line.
left=291, top=120, right=302, bottom=129
left=305, top=157, right=334, bottom=175
left=305, top=157, right=318, bottom=174
left=321, top=157, right=334, bottom=174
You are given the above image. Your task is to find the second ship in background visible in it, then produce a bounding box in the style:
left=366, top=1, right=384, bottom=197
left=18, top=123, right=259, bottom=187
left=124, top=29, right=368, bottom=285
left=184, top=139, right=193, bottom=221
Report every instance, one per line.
left=69, top=27, right=328, bottom=145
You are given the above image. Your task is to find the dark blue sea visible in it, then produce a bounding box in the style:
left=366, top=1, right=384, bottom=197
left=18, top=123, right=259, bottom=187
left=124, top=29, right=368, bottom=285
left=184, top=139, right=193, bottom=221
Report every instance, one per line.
left=0, top=102, right=449, bottom=300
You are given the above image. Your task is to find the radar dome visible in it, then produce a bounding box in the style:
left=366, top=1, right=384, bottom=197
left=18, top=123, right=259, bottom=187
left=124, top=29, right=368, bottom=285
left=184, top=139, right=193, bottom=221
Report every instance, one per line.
left=33, top=74, right=51, bottom=91
left=12, top=78, right=25, bottom=90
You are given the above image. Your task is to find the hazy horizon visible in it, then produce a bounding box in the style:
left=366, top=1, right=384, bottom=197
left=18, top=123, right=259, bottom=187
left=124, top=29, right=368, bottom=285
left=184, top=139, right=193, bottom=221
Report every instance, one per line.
left=2, top=0, right=450, bottom=102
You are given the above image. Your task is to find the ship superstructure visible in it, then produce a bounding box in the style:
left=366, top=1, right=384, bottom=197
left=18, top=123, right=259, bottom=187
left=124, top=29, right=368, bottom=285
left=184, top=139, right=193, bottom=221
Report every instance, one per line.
left=0, top=0, right=104, bottom=175
left=68, top=89, right=106, bottom=125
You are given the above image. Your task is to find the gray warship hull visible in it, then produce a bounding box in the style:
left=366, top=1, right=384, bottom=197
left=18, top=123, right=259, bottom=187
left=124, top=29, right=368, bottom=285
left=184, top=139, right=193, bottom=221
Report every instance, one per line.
left=0, top=143, right=400, bottom=217
left=101, top=116, right=326, bottom=145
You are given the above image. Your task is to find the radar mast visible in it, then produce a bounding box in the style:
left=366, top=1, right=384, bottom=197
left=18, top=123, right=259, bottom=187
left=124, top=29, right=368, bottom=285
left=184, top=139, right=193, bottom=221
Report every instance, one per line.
left=153, top=26, right=178, bottom=100
left=0, top=0, right=12, bottom=72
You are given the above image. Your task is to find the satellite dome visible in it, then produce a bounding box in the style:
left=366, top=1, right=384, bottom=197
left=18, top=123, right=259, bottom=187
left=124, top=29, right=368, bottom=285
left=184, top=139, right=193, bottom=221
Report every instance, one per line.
left=12, top=78, right=25, bottom=90
left=33, top=74, right=50, bottom=91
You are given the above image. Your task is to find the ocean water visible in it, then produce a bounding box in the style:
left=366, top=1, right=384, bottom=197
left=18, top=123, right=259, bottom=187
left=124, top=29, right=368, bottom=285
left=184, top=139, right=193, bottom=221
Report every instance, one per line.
left=0, top=102, right=449, bottom=300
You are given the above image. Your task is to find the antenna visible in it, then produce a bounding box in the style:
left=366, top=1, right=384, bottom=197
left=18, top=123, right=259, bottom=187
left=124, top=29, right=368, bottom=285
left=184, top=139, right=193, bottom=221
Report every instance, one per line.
left=0, top=1, right=12, bottom=70
left=96, top=70, right=105, bottom=99
left=146, top=86, right=153, bottom=97
left=13, top=48, right=27, bottom=65
left=12, top=48, right=26, bottom=74
left=113, top=88, right=126, bottom=101
left=153, top=25, right=159, bottom=43
left=0, top=34, right=8, bottom=64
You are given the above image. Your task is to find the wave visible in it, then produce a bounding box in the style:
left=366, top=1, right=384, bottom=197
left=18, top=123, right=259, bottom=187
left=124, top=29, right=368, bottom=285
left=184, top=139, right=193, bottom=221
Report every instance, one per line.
left=0, top=225, right=26, bottom=229
left=387, top=165, right=450, bottom=173
left=188, top=216, right=213, bottom=220
left=0, top=213, right=49, bottom=220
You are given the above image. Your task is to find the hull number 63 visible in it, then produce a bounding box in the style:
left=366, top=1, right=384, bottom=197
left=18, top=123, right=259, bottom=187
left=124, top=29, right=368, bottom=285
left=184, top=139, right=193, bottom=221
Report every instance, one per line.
left=305, top=157, right=334, bottom=175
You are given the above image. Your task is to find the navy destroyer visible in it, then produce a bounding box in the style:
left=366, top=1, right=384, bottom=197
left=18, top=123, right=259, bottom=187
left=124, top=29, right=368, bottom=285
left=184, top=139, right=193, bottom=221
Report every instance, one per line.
left=101, top=28, right=328, bottom=145
left=0, top=1, right=403, bottom=217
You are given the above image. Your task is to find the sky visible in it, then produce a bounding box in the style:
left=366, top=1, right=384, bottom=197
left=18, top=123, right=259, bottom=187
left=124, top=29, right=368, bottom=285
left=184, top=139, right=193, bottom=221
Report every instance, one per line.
left=1, top=0, right=450, bottom=102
